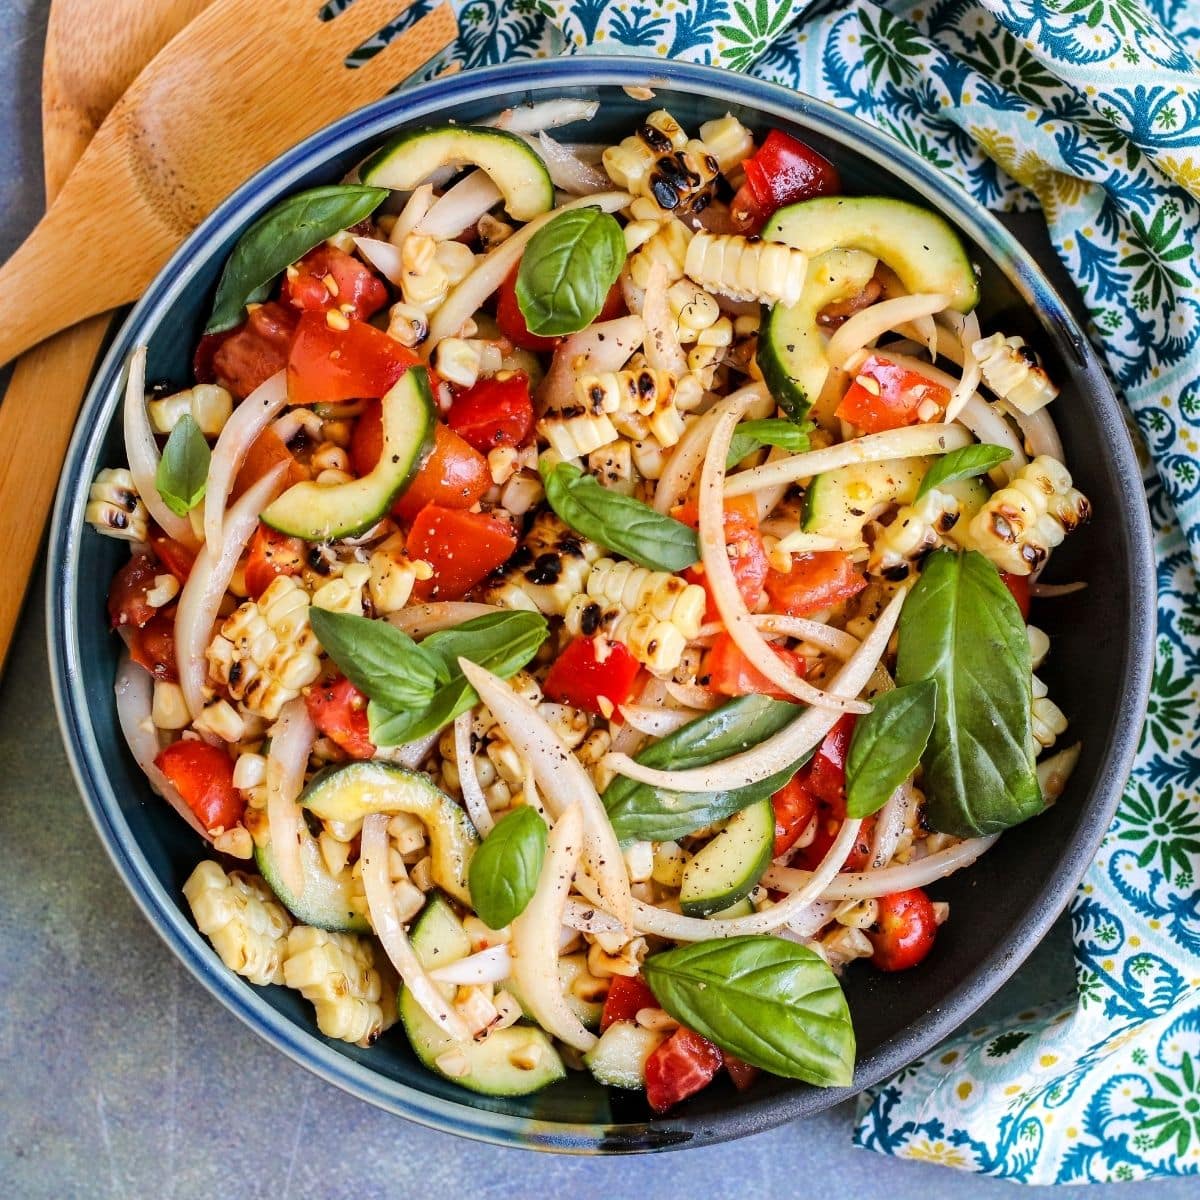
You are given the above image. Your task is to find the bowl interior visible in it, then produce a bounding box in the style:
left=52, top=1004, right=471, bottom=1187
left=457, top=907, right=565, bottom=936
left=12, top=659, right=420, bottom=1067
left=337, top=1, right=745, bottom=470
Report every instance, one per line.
left=50, top=59, right=1154, bottom=1152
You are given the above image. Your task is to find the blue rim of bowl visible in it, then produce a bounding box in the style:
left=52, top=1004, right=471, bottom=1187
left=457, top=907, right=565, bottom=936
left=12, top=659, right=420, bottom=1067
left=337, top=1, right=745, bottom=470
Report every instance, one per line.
left=48, top=55, right=1156, bottom=1154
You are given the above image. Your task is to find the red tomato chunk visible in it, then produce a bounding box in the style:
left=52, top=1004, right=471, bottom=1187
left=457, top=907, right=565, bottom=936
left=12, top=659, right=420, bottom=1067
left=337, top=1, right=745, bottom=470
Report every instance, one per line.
left=731, top=131, right=841, bottom=234
left=599, top=975, right=658, bottom=1032
left=306, top=676, right=375, bottom=760
left=447, top=373, right=534, bottom=452
left=544, top=637, right=642, bottom=719
left=868, top=889, right=938, bottom=972
left=281, top=245, right=388, bottom=322
left=155, top=741, right=244, bottom=835
left=835, top=353, right=951, bottom=434
left=645, top=1027, right=724, bottom=1113
left=407, top=506, right=517, bottom=601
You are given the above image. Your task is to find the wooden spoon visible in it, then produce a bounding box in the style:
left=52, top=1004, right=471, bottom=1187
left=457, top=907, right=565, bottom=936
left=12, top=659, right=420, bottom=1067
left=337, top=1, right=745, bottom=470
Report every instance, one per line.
left=0, top=0, right=455, bottom=365
left=0, top=0, right=209, bottom=670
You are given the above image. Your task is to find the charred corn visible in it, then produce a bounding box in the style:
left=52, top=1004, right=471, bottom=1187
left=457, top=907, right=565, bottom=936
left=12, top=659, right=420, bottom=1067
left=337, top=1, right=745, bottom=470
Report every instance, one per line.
left=481, top=511, right=602, bottom=616
left=283, top=926, right=387, bottom=1046
left=602, top=111, right=719, bottom=216
left=698, top=115, right=755, bottom=174
left=684, top=233, right=808, bottom=307
left=85, top=468, right=148, bottom=543
left=869, top=488, right=962, bottom=581
left=1032, top=676, right=1068, bottom=750
left=973, top=333, right=1058, bottom=415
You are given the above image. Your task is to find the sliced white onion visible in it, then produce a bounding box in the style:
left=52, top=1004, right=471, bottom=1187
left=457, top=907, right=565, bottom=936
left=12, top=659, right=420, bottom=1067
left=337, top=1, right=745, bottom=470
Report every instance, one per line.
left=723, top=423, right=972, bottom=497
left=1004, top=400, right=1064, bottom=461
left=619, top=264, right=645, bottom=319
left=114, top=654, right=210, bottom=840
left=391, top=184, right=435, bottom=244
left=642, top=259, right=687, bottom=376
left=266, top=697, right=315, bottom=900
left=204, top=370, right=288, bottom=552
left=753, top=445, right=795, bottom=524
left=771, top=531, right=845, bottom=556
left=763, top=833, right=1000, bottom=900
left=513, top=132, right=609, bottom=196
left=458, top=660, right=632, bottom=929
left=943, top=310, right=982, bottom=423
left=385, top=602, right=500, bottom=639
left=1039, top=742, right=1081, bottom=801
left=454, top=709, right=494, bottom=837
left=536, top=314, right=646, bottom=415
left=653, top=405, right=722, bottom=514
left=427, top=192, right=632, bottom=349
left=783, top=899, right=838, bottom=940
left=429, top=943, right=512, bottom=986
left=374, top=728, right=441, bottom=770
left=663, top=681, right=722, bottom=710
left=753, top=614, right=860, bottom=659
left=563, top=898, right=624, bottom=936
left=123, top=346, right=198, bottom=547
left=868, top=782, right=913, bottom=869
left=826, top=294, right=949, bottom=370
left=618, top=704, right=696, bottom=737
left=510, top=804, right=596, bottom=1051
left=602, top=590, right=903, bottom=793
left=354, top=236, right=404, bottom=287
left=361, top=813, right=472, bottom=1041
left=416, top=170, right=503, bottom=240
left=174, top=465, right=286, bottom=719
left=485, top=98, right=599, bottom=134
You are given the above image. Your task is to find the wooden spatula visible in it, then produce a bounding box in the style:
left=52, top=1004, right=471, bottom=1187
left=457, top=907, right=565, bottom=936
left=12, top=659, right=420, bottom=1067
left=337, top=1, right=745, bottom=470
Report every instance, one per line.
left=0, top=0, right=209, bottom=671
left=0, top=0, right=456, bottom=366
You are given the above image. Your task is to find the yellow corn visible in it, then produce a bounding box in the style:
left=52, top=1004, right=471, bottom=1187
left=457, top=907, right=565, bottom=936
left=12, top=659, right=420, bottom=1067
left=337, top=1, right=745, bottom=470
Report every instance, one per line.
left=283, top=926, right=386, bottom=1046
left=85, top=468, right=148, bottom=543
left=684, top=233, right=808, bottom=307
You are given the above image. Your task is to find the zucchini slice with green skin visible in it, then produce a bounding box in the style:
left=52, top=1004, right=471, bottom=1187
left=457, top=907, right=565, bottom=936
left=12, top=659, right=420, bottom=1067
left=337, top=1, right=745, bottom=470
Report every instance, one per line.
left=360, top=126, right=554, bottom=222
left=764, top=196, right=979, bottom=313
left=506, top=952, right=605, bottom=1031
left=261, top=367, right=434, bottom=540
left=678, top=798, right=774, bottom=918
left=300, top=761, right=477, bottom=905
left=584, top=1020, right=666, bottom=1090
left=757, top=249, right=878, bottom=424
left=255, top=828, right=370, bottom=933
left=803, top=456, right=931, bottom=545
left=400, top=894, right=566, bottom=1096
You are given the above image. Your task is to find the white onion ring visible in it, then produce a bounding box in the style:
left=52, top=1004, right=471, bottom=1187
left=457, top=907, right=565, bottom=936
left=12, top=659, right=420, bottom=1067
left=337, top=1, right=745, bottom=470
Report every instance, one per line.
left=943, top=310, right=982, bottom=423
left=204, top=370, right=288, bottom=552
left=618, top=704, right=696, bottom=736
left=429, top=943, right=512, bottom=986
left=662, top=681, right=723, bottom=710
left=353, top=236, right=404, bottom=287
left=266, top=697, right=315, bottom=900
left=485, top=98, right=599, bottom=134
left=123, top=346, right=199, bottom=547
left=1004, top=401, right=1065, bottom=461
left=1030, top=580, right=1087, bottom=598
left=515, top=132, right=609, bottom=196
left=454, top=709, right=494, bottom=837
left=653, top=406, right=722, bottom=514
left=535, top=314, right=646, bottom=415
left=391, top=184, right=435, bottom=244
left=374, top=728, right=441, bottom=770
left=416, top=170, right=503, bottom=239
left=642, top=259, right=687, bottom=376
left=562, top=899, right=624, bottom=936
left=782, top=899, right=839, bottom=940
left=385, top=602, right=500, bottom=639
left=868, top=781, right=913, bottom=869
left=826, top=293, right=949, bottom=370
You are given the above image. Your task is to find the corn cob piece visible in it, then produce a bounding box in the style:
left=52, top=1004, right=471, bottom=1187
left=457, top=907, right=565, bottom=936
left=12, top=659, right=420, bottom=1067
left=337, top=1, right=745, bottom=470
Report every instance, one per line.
left=283, top=926, right=387, bottom=1046
left=481, top=512, right=602, bottom=616
left=972, top=333, right=1058, bottom=415
left=85, top=468, right=149, bottom=542
left=869, top=488, right=963, bottom=581
left=602, top=111, right=719, bottom=216
left=684, top=233, right=808, bottom=307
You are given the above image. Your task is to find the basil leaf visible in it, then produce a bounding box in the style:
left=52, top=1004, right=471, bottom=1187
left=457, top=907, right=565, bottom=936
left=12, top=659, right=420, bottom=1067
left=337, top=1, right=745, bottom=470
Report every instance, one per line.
left=845, top=680, right=937, bottom=818
left=309, top=609, right=446, bottom=712
left=206, top=184, right=388, bottom=333
left=602, top=695, right=811, bottom=843
left=916, top=442, right=1011, bottom=499
left=541, top=463, right=699, bottom=571
left=468, top=806, right=548, bottom=929
left=367, top=611, right=549, bottom=746
left=726, top=419, right=812, bottom=468
left=156, top=415, right=211, bottom=516
left=643, top=937, right=854, bottom=1086
left=896, top=548, right=1042, bottom=836
left=515, top=207, right=625, bottom=336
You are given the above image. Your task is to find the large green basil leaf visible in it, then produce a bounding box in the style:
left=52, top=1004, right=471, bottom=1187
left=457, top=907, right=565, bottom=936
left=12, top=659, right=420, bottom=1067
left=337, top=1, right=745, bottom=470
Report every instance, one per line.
left=541, top=462, right=700, bottom=572
left=896, top=548, right=1042, bottom=836
left=726, top=419, right=812, bottom=468
left=514, top=206, right=625, bottom=336
left=206, top=184, right=388, bottom=333
left=468, top=806, right=547, bottom=930
left=602, top=695, right=810, bottom=843
left=643, top=937, right=854, bottom=1085
left=845, top=680, right=936, bottom=818
left=155, top=414, right=211, bottom=516
left=915, top=442, right=1012, bottom=499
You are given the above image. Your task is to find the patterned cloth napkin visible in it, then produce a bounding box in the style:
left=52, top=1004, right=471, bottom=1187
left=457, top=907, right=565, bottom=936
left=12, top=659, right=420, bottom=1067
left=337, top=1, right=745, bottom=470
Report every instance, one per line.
left=378, top=0, right=1200, bottom=1180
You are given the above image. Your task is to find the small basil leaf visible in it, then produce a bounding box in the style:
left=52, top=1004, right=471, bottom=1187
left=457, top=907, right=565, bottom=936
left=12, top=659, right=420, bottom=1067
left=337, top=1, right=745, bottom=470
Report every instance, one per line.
left=916, top=442, right=1012, bottom=499
left=206, top=184, right=388, bottom=333
left=726, top=419, right=812, bottom=468
left=309, top=609, right=445, bottom=712
left=643, top=937, right=855, bottom=1085
left=468, top=806, right=548, bottom=929
left=897, top=549, right=1042, bottom=836
left=602, top=695, right=811, bottom=843
left=541, top=462, right=699, bottom=571
left=845, top=680, right=937, bottom=818
left=156, top=415, right=211, bottom=517
left=515, top=206, right=625, bottom=336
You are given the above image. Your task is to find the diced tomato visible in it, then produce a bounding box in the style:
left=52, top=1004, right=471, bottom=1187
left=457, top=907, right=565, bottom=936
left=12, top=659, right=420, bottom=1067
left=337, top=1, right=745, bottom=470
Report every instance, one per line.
left=210, top=301, right=299, bottom=399
left=1001, top=571, right=1032, bottom=619
left=243, top=523, right=306, bottom=599
left=149, top=532, right=196, bottom=584
left=496, top=263, right=624, bottom=351
left=232, top=427, right=308, bottom=499
left=676, top=495, right=769, bottom=621
left=731, top=131, right=841, bottom=234
left=806, top=714, right=856, bottom=806
left=407, top=506, right=517, bottom=601
left=544, top=637, right=642, bottom=719
left=287, top=311, right=419, bottom=406
left=447, top=372, right=534, bottom=452
left=193, top=328, right=234, bottom=386
left=764, top=552, right=866, bottom=618
left=868, top=888, right=938, bottom=972
left=155, top=740, right=244, bottom=835
left=600, top=975, right=658, bottom=1032
left=305, top=676, right=374, bottom=760
left=702, top=631, right=806, bottom=702
left=280, top=245, right=388, bottom=322
left=834, top=353, right=951, bottom=434
left=108, top=554, right=161, bottom=629
left=794, top=805, right=876, bottom=873
left=771, top=775, right=818, bottom=857
left=724, top=1057, right=761, bottom=1092
left=129, top=613, right=178, bottom=682
left=644, top=1027, right=724, bottom=1113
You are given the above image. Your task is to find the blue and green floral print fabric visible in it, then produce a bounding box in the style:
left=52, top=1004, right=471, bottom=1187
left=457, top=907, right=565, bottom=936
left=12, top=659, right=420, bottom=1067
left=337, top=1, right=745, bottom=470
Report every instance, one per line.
left=397, top=0, right=1200, bottom=1181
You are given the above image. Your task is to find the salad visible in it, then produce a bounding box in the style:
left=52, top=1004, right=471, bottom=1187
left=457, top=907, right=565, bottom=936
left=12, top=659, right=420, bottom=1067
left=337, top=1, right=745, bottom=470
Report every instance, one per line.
left=89, top=98, right=1090, bottom=1112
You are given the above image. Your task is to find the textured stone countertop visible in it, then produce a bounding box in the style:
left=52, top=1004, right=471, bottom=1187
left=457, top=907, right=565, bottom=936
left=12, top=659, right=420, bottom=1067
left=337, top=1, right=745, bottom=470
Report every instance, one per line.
left=0, top=2, right=1187, bottom=1196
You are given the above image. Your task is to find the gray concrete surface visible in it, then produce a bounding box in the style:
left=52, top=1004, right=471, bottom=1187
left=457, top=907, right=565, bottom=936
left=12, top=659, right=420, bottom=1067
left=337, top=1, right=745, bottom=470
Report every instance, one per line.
left=0, top=2, right=1190, bottom=1196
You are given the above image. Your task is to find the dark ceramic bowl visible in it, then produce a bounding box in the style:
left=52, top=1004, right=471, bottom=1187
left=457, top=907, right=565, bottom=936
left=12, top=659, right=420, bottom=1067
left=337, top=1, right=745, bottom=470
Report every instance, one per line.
left=48, top=57, right=1155, bottom=1153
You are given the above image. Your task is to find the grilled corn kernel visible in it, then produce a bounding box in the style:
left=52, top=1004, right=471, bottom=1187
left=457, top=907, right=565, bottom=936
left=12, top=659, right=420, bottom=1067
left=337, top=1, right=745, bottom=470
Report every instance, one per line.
left=232, top=751, right=267, bottom=791
left=283, top=926, right=385, bottom=1046
left=481, top=511, right=602, bottom=616
left=85, top=468, right=148, bottom=542
left=629, top=219, right=693, bottom=288
left=684, top=233, right=808, bottom=307
left=623, top=841, right=655, bottom=884
left=311, top=562, right=371, bottom=617
left=435, top=337, right=482, bottom=389
left=1027, top=625, right=1051, bottom=670
left=148, top=384, right=234, bottom=436
left=386, top=300, right=428, bottom=348
left=212, top=827, right=254, bottom=860
left=698, top=115, right=755, bottom=173
left=869, top=488, right=962, bottom=581
left=145, top=573, right=180, bottom=608
left=152, top=681, right=191, bottom=730
left=973, top=333, right=1058, bottom=415
left=1032, top=676, right=1069, bottom=750
left=194, top=697, right=246, bottom=744
left=478, top=212, right=513, bottom=249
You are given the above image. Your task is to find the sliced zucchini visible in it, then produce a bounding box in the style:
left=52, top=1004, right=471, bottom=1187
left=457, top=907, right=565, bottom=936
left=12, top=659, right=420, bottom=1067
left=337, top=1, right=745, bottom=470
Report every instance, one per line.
left=803, top=456, right=931, bottom=546
left=300, top=761, right=477, bottom=905
left=764, top=196, right=979, bottom=313
left=757, top=249, right=878, bottom=424
left=360, top=126, right=554, bottom=222
left=262, top=367, right=434, bottom=540
left=255, top=827, right=370, bottom=933
left=506, top=952, right=605, bottom=1032
left=400, top=894, right=565, bottom=1096
left=584, top=1020, right=666, bottom=1090
left=678, top=798, right=774, bottom=918
left=710, top=896, right=755, bottom=919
